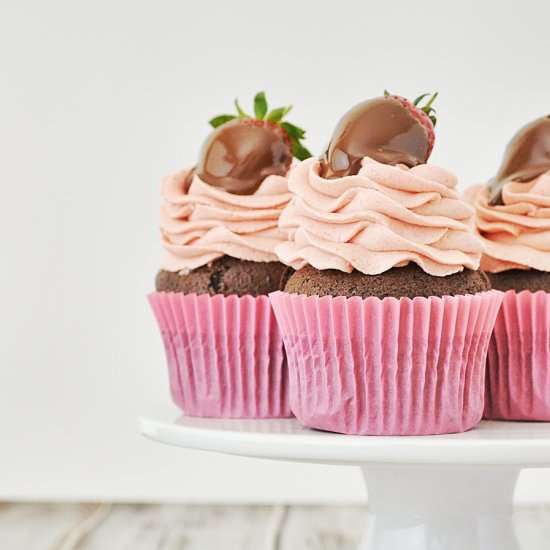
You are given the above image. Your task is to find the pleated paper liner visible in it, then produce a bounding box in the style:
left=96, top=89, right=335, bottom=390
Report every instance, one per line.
left=485, top=290, right=550, bottom=421
left=270, top=290, right=503, bottom=436
left=148, top=292, right=292, bottom=418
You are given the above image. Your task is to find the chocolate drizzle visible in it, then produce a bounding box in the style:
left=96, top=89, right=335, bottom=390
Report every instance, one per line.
left=196, top=119, right=292, bottom=195
left=320, top=97, right=432, bottom=179
left=487, top=115, right=550, bottom=206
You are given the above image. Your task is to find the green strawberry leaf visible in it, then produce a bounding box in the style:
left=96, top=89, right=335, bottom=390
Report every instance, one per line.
left=234, top=98, right=249, bottom=118
left=267, top=105, right=292, bottom=123
left=291, top=139, right=312, bottom=161
left=413, top=93, right=429, bottom=106
left=209, top=93, right=311, bottom=162
left=254, top=91, right=268, bottom=119
left=209, top=114, right=236, bottom=128
left=281, top=121, right=305, bottom=140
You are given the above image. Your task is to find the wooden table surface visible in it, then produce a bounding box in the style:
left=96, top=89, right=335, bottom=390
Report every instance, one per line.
left=2, top=503, right=550, bottom=549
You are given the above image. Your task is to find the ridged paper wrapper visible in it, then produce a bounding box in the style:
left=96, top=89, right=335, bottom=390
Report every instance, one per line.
left=149, top=292, right=291, bottom=418
left=270, top=290, right=503, bottom=435
left=485, top=290, right=550, bottom=421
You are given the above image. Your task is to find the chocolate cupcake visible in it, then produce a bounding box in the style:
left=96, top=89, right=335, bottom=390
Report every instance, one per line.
left=270, top=92, right=503, bottom=436
left=278, top=92, right=490, bottom=298
left=466, top=115, right=550, bottom=420
left=149, top=92, right=311, bottom=418
left=157, top=91, right=311, bottom=296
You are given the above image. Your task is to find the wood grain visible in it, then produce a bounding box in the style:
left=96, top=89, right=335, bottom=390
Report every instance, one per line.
left=278, top=506, right=366, bottom=550
left=0, top=503, right=101, bottom=550
left=68, top=504, right=281, bottom=550
left=0, top=503, right=549, bottom=550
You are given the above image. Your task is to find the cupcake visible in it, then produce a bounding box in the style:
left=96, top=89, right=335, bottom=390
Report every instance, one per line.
left=466, top=115, right=550, bottom=420
left=149, top=92, right=312, bottom=418
left=270, top=91, right=503, bottom=435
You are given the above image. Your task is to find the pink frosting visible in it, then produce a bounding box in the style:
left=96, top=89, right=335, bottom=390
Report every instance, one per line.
left=276, top=158, right=482, bottom=276
left=465, top=171, right=550, bottom=272
left=160, top=168, right=291, bottom=272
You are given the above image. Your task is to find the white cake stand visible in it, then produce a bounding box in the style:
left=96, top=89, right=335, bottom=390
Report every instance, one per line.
left=140, top=406, right=550, bottom=550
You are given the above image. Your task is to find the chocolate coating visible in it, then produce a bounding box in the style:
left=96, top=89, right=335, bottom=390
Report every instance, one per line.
left=284, top=264, right=491, bottom=300
left=320, top=97, right=432, bottom=179
left=197, top=119, right=292, bottom=195
left=156, top=256, right=293, bottom=297
left=488, top=115, right=550, bottom=205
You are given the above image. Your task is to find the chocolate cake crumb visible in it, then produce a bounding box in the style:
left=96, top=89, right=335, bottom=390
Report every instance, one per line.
left=156, top=256, right=292, bottom=297
left=284, top=264, right=491, bottom=299
left=487, top=269, right=550, bottom=293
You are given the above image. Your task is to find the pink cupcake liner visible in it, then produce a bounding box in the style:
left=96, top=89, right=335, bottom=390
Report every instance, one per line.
left=148, top=292, right=292, bottom=418
left=485, top=290, right=550, bottom=421
left=269, top=290, right=503, bottom=436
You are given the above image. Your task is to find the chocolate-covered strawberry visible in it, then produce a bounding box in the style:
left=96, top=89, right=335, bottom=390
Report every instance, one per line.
left=197, top=92, right=311, bottom=195
left=487, top=115, right=550, bottom=205
left=321, top=91, right=438, bottom=179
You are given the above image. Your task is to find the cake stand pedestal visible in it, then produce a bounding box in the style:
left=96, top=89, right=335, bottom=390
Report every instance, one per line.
left=140, top=406, right=550, bottom=550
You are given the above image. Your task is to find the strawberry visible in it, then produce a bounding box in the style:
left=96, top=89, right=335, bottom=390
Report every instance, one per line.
left=321, top=91, right=438, bottom=179
left=197, top=92, right=311, bottom=195
left=383, top=90, right=437, bottom=159
left=488, top=114, right=550, bottom=205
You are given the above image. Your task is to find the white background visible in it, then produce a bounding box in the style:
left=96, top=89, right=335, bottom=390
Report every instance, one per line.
left=1, top=0, right=550, bottom=503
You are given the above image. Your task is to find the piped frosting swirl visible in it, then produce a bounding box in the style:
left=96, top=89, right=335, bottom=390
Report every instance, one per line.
left=160, top=168, right=291, bottom=272
left=276, top=157, right=482, bottom=276
left=465, top=171, right=550, bottom=272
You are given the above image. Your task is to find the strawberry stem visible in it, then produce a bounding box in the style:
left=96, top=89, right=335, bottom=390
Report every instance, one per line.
left=416, top=92, right=438, bottom=126
left=234, top=99, right=249, bottom=118
left=422, top=92, right=438, bottom=113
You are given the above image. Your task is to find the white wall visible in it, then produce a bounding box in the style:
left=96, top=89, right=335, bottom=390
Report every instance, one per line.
left=1, top=0, right=550, bottom=503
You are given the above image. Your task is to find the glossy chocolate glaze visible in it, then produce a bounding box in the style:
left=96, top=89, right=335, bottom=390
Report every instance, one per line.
left=320, top=97, right=432, bottom=178
left=488, top=115, right=550, bottom=205
left=197, top=119, right=292, bottom=195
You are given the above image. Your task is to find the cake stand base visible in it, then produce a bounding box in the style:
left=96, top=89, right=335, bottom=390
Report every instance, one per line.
left=359, top=465, right=519, bottom=550
left=140, top=408, right=550, bottom=550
